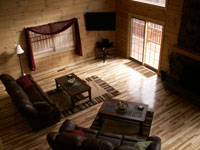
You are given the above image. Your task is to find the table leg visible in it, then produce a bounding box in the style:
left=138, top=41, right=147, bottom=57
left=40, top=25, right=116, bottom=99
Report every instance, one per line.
left=98, top=114, right=103, bottom=126
left=71, top=95, right=75, bottom=107
left=139, top=122, right=143, bottom=135
left=89, top=88, right=92, bottom=101
left=103, top=50, right=106, bottom=63
left=56, top=82, right=59, bottom=92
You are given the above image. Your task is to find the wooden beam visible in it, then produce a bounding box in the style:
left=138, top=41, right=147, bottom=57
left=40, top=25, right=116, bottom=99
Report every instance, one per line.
left=173, top=46, right=200, bottom=61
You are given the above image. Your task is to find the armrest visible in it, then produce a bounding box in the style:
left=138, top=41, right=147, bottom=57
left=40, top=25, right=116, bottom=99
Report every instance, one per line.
left=146, top=136, right=161, bottom=150
left=47, top=132, right=59, bottom=148
left=0, top=74, right=16, bottom=86
left=19, top=104, right=38, bottom=118
left=47, top=132, right=84, bottom=150
left=59, top=119, right=77, bottom=133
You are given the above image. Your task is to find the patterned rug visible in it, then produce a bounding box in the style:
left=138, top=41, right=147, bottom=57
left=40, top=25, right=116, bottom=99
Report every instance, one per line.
left=125, top=61, right=156, bottom=78
left=90, top=111, right=154, bottom=139
left=47, top=75, right=121, bottom=118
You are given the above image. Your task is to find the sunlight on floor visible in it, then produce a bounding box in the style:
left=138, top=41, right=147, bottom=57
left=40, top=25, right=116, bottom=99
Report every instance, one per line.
left=124, top=62, right=158, bottom=111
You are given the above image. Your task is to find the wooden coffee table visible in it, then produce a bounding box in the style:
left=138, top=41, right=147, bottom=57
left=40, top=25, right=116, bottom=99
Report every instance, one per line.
left=98, top=99, right=148, bottom=135
left=55, top=73, right=91, bottom=107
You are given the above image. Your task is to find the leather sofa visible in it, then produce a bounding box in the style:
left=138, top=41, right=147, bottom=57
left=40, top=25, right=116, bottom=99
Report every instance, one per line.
left=0, top=74, right=61, bottom=130
left=47, top=119, right=161, bottom=150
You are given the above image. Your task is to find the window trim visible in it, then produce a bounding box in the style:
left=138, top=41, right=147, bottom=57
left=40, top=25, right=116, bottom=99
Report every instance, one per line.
left=129, top=0, right=168, bottom=9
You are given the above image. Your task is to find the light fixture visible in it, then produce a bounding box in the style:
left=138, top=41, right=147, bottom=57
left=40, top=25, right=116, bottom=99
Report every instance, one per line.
left=16, top=45, right=26, bottom=76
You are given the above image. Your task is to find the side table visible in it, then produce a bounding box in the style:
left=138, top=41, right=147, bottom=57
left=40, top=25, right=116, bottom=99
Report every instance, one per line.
left=95, top=47, right=114, bottom=62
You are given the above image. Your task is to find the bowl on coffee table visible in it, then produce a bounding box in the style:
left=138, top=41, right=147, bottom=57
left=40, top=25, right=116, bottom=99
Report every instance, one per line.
left=115, top=101, right=128, bottom=114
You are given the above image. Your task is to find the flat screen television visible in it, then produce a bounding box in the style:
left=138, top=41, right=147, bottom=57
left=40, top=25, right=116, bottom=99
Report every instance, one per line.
left=85, top=12, right=116, bottom=31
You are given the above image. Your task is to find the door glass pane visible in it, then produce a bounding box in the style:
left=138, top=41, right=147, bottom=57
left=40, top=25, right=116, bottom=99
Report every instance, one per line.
left=144, top=22, right=163, bottom=69
left=130, top=18, right=145, bottom=62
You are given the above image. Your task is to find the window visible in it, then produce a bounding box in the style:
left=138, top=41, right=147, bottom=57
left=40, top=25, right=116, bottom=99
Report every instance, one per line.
left=25, top=18, right=82, bottom=71
left=29, top=26, right=74, bottom=56
left=132, top=0, right=166, bottom=7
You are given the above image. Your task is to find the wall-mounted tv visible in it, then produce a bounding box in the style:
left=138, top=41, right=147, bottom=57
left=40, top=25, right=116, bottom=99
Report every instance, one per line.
left=85, top=12, right=116, bottom=31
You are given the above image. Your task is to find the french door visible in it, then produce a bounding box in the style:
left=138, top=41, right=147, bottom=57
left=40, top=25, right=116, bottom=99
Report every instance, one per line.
left=130, top=18, right=163, bottom=70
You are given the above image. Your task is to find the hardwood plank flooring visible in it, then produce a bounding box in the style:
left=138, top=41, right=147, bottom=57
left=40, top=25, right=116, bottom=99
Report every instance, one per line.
left=0, top=57, right=200, bottom=150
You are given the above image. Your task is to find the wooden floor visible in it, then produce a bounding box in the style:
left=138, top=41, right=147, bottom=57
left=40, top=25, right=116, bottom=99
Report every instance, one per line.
left=0, top=57, right=200, bottom=150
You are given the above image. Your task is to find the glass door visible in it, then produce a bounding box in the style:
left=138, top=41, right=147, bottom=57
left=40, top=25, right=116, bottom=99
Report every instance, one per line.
left=144, top=22, right=163, bottom=69
left=130, top=17, right=163, bottom=70
left=130, top=18, right=145, bottom=63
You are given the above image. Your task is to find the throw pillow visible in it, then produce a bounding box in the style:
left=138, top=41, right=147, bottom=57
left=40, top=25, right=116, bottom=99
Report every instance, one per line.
left=17, top=76, right=34, bottom=89
left=134, top=141, right=152, bottom=150
left=33, top=101, right=49, bottom=111
left=68, top=130, right=87, bottom=139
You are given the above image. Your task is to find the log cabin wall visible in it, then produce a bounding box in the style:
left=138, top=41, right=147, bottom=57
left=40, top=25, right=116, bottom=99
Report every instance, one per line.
left=115, top=0, right=184, bottom=71
left=0, top=0, right=115, bottom=78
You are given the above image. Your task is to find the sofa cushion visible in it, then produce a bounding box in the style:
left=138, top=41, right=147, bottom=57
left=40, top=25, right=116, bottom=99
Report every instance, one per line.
left=26, top=86, right=46, bottom=104
left=81, top=138, right=114, bottom=150
left=5, top=81, right=33, bottom=106
left=115, top=141, right=152, bottom=150
left=81, top=127, right=98, bottom=139
left=33, top=101, right=49, bottom=111
left=97, top=132, right=122, bottom=147
left=114, top=145, right=138, bottom=150
left=19, top=103, right=38, bottom=118
left=68, top=130, right=87, bottom=139
left=17, top=76, right=34, bottom=89
left=122, top=136, right=144, bottom=146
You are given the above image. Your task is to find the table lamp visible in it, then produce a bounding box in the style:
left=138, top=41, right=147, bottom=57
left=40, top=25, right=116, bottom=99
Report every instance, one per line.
left=16, top=45, right=26, bottom=76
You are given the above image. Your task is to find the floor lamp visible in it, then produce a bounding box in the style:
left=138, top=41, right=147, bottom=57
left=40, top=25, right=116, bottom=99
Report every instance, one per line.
left=16, top=45, right=26, bottom=76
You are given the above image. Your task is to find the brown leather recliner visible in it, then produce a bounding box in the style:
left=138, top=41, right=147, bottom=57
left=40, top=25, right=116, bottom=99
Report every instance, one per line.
left=47, top=119, right=161, bottom=150
left=0, top=74, right=60, bottom=130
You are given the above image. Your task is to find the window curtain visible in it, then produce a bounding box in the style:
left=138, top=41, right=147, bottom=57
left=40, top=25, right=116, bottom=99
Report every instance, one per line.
left=25, top=18, right=82, bottom=71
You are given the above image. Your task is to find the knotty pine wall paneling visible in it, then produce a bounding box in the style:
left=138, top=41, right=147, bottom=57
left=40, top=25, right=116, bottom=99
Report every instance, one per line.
left=0, top=0, right=116, bottom=80
left=115, top=0, right=184, bottom=71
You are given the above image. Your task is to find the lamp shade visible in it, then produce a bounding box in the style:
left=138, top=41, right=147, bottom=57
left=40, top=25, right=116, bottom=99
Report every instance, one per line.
left=16, top=45, right=24, bottom=54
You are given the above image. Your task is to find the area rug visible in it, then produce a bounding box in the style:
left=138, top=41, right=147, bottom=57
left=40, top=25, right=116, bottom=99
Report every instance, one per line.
left=125, top=61, right=156, bottom=78
left=90, top=111, right=154, bottom=139
left=47, top=75, right=121, bottom=118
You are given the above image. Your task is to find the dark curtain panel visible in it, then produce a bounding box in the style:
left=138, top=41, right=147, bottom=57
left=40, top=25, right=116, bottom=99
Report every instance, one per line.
left=25, top=18, right=82, bottom=71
